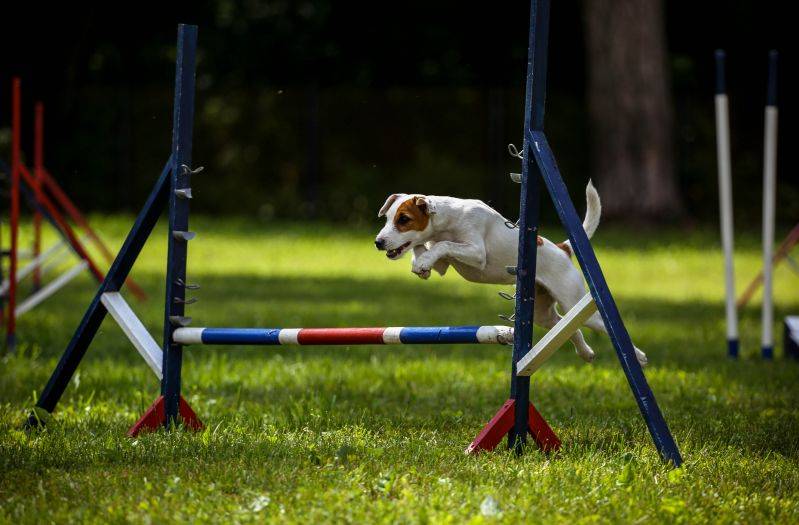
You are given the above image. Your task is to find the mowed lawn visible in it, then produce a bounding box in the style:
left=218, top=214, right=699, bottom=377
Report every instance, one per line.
left=1, top=216, right=799, bottom=523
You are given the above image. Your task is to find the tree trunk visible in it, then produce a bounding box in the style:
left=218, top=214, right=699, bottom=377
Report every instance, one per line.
left=583, top=0, right=681, bottom=219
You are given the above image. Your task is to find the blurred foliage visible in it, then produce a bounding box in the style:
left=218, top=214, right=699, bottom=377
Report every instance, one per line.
left=0, top=0, right=794, bottom=225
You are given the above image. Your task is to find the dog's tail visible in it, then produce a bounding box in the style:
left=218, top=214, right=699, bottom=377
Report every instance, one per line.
left=558, top=181, right=601, bottom=256
left=582, top=180, right=601, bottom=239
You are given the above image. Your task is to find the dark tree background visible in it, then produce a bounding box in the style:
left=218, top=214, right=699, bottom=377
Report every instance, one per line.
left=585, top=0, right=681, bottom=219
left=0, top=1, right=794, bottom=226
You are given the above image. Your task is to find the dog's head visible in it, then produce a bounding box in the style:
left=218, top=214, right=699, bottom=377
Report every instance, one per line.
left=374, top=193, right=434, bottom=259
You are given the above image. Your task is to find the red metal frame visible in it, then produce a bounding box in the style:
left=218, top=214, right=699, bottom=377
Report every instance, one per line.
left=3, top=81, right=150, bottom=348
left=737, top=223, right=799, bottom=308
left=31, top=101, right=146, bottom=301
left=466, top=399, right=560, bottom=454
left=0, top=214, right=4, bottom=325
left=38, top=166, right=147, bottom=301
left=7, top=79, right=21, bottom=349
left=33, top=103, right=44, bottom=291
left=4, top=80, right=112, bottom=346
left=17, top=163, right=105, bottom=282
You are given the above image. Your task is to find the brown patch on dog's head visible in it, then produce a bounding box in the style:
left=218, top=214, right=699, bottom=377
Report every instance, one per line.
left=556, top=241, right=572, bottom=257
left=394, top=197, right=430, bottom=232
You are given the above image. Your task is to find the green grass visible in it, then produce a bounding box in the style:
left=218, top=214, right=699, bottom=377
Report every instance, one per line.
left=1, top=217, right=799, bottom=523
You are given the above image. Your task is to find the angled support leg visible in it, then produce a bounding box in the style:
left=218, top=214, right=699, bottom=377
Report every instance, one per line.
left=528, top=130, right=683, bottom=466
left=38, top=165, right=148, bottom=301
left=15, top=179, right=76, bottom=266
left=25, top=158, right=175, bottom=427
left=18, top=164, right=105, bottom=284
left=737, top=223, right=799, bottom=309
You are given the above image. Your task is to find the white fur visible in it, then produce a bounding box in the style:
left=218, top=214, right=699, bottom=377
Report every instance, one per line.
left=374, top=181, right=647, bottom=367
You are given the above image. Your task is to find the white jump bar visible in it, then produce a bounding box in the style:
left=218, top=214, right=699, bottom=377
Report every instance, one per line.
left=101, top=292, right=163, bottom=380
left=39, top=242, right=79, bottom=279
left=516, top=293, right=597, bottom=376
left=0, top=239, right=70, bottom=295
left=15, top=260, right=89, bottom=317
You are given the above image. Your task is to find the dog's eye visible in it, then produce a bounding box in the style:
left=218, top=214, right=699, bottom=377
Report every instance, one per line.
left=397, top=215, right=410, bottom=225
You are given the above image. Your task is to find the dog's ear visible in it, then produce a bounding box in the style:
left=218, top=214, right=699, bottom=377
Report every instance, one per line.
left=378, top=194, right=403, bottom=218
left=414, top=196, right=435, bottom=215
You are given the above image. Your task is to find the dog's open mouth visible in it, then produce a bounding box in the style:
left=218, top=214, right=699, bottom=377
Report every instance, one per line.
left=386, top=242, right=411, bottom=259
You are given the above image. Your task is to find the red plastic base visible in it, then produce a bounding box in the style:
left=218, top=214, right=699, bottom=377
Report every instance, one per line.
left=466, top=399, right=560, bottom=454
left=128, top=395, right=203, bottom=437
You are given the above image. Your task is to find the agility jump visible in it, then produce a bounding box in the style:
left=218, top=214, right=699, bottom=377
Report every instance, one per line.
left=0, top=79, right=146, bottom=350
left=26, top=0, right=682, bottom=466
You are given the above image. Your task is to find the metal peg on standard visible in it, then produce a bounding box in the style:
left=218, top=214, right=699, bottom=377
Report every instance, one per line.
left=169, top=315, right=193, bottom=327
left=175, top=278, right=200, bottom=290
left=172, top=231, right=196, bottom=241
left=174, top=188, right=193, bottom=199
left=180, top=164, right=204, bottom=176
left=507, top=143, right=523, bottom=159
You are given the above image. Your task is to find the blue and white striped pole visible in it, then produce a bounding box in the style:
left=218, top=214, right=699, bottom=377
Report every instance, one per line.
left=761, top=50, right=778, bottom=359
left=714, top=50, right=739, bottom=358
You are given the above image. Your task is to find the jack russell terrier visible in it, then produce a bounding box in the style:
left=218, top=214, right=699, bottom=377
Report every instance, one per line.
left=374, top=181, right=647, bottom=366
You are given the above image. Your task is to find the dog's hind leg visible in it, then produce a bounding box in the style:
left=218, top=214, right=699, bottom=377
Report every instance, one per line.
left=534, top=285, right=595, bottom=363
left=583, top=312, right=648, bottom=367
left=570, top=326, right=595, bottom=363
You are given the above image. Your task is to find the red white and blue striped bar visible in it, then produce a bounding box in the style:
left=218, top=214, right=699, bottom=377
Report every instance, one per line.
left=173, top=326, right=513, bottom=346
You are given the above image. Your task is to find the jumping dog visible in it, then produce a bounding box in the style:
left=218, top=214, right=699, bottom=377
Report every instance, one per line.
left=374, top=181, right=648, bottom=366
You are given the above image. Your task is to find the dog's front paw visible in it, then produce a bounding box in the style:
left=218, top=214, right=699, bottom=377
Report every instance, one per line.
left=635, top=348, right=648, bottom=367
left=412, top=255, right=434, bottom=279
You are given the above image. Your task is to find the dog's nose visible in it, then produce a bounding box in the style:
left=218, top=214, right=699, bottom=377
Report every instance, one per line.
left=375, top=238, right=386, bottom=250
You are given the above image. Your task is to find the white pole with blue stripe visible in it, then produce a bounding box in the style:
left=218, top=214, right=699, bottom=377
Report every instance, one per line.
left=761, top=50, right=779, bottom=359
left=714, top=50, right=739, bottom=358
